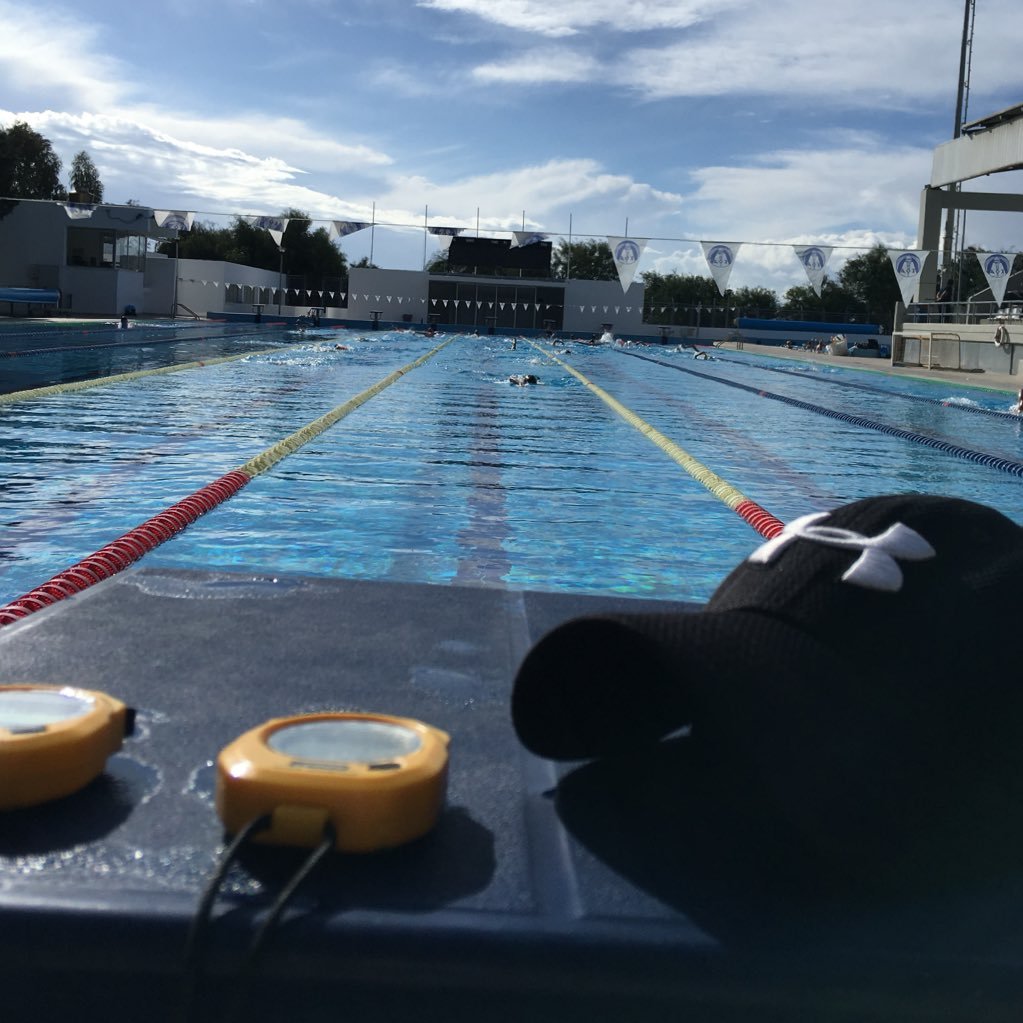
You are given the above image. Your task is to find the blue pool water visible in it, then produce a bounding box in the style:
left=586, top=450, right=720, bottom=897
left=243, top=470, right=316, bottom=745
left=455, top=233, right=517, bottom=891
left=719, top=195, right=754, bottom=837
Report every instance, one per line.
left=2, top=326, right=1021, bottom=607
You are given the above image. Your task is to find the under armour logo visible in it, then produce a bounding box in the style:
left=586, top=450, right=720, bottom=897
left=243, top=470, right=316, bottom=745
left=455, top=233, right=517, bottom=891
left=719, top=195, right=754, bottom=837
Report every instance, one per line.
left=748, top=512, right=936, bottom=592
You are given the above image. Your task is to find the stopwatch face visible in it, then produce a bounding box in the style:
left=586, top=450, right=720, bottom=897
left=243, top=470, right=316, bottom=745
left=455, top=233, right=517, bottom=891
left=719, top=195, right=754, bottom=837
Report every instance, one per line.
left=266, top=718, right=423, bottom=764
left=0, top=688, right=95, bottom=732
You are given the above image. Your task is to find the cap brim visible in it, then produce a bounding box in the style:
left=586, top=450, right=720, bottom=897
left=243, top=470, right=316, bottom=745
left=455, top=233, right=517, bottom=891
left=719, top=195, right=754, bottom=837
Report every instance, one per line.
left=512, top=610, right=754, bottom=760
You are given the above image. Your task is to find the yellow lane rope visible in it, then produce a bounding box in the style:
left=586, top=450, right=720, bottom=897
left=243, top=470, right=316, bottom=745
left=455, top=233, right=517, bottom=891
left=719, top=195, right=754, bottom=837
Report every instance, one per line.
left=524, top=339, right=773, bottom=519
left=0, top=344, right=303, bottom=406
left=239, top=335, right=457, bottom=477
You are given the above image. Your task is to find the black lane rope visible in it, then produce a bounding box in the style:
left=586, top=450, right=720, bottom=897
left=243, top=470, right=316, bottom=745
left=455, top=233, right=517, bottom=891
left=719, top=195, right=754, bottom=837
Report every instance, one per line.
left=617, top=349, right=1023, bottom=479
left=711, top=351, right=1023, bottom=422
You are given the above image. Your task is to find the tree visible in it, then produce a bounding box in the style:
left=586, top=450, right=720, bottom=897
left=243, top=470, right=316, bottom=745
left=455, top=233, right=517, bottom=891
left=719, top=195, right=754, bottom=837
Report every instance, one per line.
left=640, top=271, right=726, bottom=324
left=779, top=278, right=863, bottom=321
left=551, top=239, right=617, bottom=281
left=69, top=150, right=104, bottom=202
left=157, top=209, right=347, bottom=289
left=836, top=244, right=902, bottom=328
left=0, top=121, right=66, bottom=204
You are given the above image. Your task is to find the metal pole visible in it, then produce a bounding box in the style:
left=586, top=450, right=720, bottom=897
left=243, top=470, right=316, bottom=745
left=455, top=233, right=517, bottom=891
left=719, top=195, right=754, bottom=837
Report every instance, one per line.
left=369, top=201, right=376, bottom=266
left=567, top=213, right=572, bottom=280
left=278, top=246, right=284, bottom=314
left=172, top=238, right=179, bottom=317
left=943, top=0, right=975, bottom=290
left=423, top=204, right=428, bottom=270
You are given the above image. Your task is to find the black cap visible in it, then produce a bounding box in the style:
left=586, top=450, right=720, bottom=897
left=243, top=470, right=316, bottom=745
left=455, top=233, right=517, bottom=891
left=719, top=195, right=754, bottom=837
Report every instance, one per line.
left=512, top=495, right=1023, bottom=869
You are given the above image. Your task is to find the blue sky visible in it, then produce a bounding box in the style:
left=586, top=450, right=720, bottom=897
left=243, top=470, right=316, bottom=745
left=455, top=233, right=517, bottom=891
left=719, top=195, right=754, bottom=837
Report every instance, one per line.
left=1, top=0, right=1021, bottom=294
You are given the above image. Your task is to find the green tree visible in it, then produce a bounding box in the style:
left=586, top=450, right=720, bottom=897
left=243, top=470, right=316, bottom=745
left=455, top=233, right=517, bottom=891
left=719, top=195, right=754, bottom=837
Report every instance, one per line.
left=779, top=278, right=863, bottom=321
left=731, top=285, right=779, bottom=317
left=640, top=271, right=724, bottom=324
left=69, top=150, right=104, bottom=202
left=158, top=210, right=347, bottom=290
left=551, top=239, right=616, bottom=281
left=0, top=121, right=66, bottom=208
left=836, top=244, right=901, bottom=328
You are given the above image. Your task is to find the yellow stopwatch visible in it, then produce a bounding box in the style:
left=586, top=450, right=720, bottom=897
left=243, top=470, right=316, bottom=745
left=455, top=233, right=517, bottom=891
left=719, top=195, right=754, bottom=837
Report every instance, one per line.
left=0, top=684, right=134, bottom=810
left=215, top=712, right=450, bottom=853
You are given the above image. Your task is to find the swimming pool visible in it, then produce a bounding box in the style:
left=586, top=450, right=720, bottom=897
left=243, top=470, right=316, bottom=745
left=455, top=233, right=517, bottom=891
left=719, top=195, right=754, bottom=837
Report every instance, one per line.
left=2, top=326, right=1021, bottom=612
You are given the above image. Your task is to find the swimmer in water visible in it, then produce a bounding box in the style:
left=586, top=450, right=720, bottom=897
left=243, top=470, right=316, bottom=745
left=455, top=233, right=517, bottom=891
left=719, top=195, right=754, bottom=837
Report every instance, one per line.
left=1013, top=387, right=1023, bottom=414
left=509, top=374, right=538, bottom=386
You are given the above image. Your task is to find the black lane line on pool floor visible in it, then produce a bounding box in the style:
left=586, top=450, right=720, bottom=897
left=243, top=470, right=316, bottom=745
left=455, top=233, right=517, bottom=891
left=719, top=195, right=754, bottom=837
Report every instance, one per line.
left=617, top=348, right=1023, bottom=480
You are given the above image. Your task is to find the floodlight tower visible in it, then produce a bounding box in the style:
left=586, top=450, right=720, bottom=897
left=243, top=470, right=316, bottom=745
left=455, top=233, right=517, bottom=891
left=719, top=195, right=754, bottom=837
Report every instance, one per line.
left=942, top=0, right=976, bottom=286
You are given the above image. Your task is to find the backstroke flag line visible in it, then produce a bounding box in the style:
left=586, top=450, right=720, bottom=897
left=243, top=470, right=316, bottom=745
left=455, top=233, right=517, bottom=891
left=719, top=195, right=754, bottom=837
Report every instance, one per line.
left=889, top=250, right=930, bottom=306
left=976, top=252, right=1016, bottom=306
left=608, top=237, right=646, bottom=293
left=794, top=244, right=833, bottom=296
left=701, top=242, right=741, bottom=296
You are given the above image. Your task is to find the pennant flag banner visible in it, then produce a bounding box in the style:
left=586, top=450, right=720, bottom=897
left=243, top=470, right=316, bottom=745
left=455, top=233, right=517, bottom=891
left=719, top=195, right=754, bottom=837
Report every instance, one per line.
left=794, top=244, right=833, bottom=297
left=608, top=237, right=647, bottom=293
left=889, top=250, right=931, bottom=306
left=331, top=220, right=371, bottom=239
left=63, top=203, right=95, bottom=220
left=976, top=251, right=1016, bottom=306
left=153, top=210, right=195, bottom=231
left=701, top=242, right=741, bottom=296
left=246, top=216, right=289, bottom=248
left=511, top=231, right=548, bottom=247
left=428, top=226, right=462, bottom=236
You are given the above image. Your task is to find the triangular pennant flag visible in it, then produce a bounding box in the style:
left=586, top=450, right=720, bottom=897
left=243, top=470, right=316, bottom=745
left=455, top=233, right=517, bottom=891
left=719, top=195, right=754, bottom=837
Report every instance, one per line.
left=511, top=231, right=548, bottom=247
left=608, top=237, right=647, bottom=293
left=153, top=210, right=194, bottom=231
left=428, top=226, right=462, bottom=236
left=976, top=252, right=1016, bottom=306
left=63, top=203, right=96, bottom=220
left=889, top=250, right=931, bottom=305
left=245, top=215, right=289, bottom=248
left=331, top=220, right=371, bottom=239
left=340, top=293, right=346, bottom=301
left=794, top=245, right=833, bottom=297
left=701, top=242, right=741, bottom=296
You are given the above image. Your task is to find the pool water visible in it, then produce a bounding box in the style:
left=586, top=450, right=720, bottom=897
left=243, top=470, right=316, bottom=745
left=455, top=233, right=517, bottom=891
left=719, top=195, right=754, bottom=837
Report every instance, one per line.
left=2, top=327, right=1021, bottom=607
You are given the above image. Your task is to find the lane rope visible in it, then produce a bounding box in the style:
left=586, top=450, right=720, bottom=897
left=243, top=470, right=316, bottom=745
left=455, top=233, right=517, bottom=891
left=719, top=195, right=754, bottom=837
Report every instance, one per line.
left=0, top=346, right=296, bottom=405
left=0, top=336, right=456, bottom=625
left=525, top=340, right=785, bottom=539
left=710, top=351, right=1022, bottom=422
left=619, top=348, right=1023, bottom=479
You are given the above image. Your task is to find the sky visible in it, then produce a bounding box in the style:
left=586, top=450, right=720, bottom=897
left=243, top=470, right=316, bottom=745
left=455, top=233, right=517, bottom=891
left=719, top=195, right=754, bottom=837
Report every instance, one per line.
left=1, top=0, right=1021, bottom=295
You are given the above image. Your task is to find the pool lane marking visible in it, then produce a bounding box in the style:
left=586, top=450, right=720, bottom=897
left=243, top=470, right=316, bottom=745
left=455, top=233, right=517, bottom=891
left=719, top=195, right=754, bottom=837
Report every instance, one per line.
left=619, top=348, right=1023, bottom=479
left=0, top=337, right=456, bottom=626
left=524, top=340, right=785, bottom=539
left=0, top=345, right=300, bottom=406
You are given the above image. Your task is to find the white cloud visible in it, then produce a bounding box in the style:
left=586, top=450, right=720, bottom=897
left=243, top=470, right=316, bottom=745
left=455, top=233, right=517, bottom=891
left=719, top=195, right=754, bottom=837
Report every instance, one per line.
left=0, top=2, right=131, bottom=110
left=418, top=0, right=719, bottom=38
left=472, top=49, right=598, bottom=85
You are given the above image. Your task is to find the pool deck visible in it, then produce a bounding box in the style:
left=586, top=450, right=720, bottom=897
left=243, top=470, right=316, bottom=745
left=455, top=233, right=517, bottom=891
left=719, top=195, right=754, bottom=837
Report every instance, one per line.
left=2, top=331, right=1022, bottom=1020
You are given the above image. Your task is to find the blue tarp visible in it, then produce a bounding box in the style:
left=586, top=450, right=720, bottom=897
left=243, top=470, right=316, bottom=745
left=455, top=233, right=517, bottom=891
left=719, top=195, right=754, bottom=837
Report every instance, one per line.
left=736, top=317, right=882, bottom=335
left=0, top=287, right=59, bottom=304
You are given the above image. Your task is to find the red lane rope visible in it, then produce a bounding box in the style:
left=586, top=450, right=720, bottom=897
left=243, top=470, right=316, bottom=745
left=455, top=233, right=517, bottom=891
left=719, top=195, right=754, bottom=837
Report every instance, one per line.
left=0, top=470, right=252, bottom=626
left=735, top=499, right=786, bottom=539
